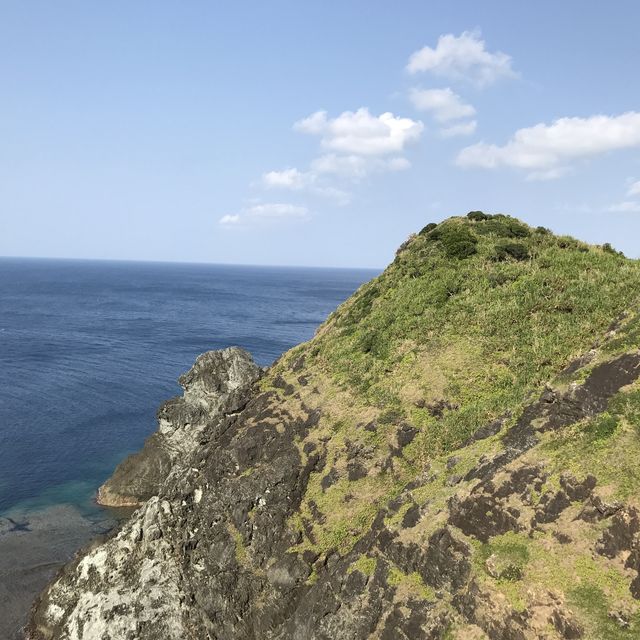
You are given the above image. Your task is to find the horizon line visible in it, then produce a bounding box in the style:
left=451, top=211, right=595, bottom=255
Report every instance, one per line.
left=0, top=254, right=383, bottom=272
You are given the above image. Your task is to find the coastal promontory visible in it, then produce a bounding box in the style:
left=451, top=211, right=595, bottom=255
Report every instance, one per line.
left=27, top=214, right=640, bottom=639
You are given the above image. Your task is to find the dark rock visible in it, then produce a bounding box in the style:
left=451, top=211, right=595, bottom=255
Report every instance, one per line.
left=266, top=553, right=311, bottom=590
left=401, top=504, right=421, bottom=529
left=449, top=490, right=521, bottom=542
left=494, top=464, right=547, bottom=499
left=578, top=495, right=623, bottom=522
left=463, top=414, right=509, bottom=446
left=291, top=356, right=306, bottom=372
left=552, top=608, right=584, bottom=638
left=303, top=441, right=317, bottom=455
left=421, top=527, right=471, bottom=591
left=397, top=424, right=418, bottom=448
left=446, top=456, right=460, bottom=470
left=347, top=462, right=368, bottom=481
left=426, top=399, right=459, bottom=418
left=553, top=531, right=572, bottom=544
left=534, top=490, right=571, bottom=524
left=560, top=473, right=597, bottom=501
left=597, top=507, right=640, bottom=558
left=321, top=467, right=339, bottom=491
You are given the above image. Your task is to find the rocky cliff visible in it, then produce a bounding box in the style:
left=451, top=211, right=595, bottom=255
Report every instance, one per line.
left=26, top=214, right=640, bottom=639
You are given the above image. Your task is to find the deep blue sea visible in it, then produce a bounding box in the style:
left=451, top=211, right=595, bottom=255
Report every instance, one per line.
left=0, top=258, right=376, bottom=517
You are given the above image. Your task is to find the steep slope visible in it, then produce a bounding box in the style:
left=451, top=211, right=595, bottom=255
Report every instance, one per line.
left=27, top=214, right=640, bottom=639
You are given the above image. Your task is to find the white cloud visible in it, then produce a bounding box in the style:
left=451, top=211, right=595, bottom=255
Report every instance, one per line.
left=219, top=214, right=241, bottom=225
left=409, top=88, right=475, bottom=122
left=310, top=154, right=411, bottom=179
left=261, top=165, right=351, bottom=203
left=607, top=201, right=640, bottom=213
left=261, top=150, right=411, bottom=208
left=440, top=120, right=477, bottom=138
left=457, top=112, right=640, bottom=178
left=219, top=203, right=310, bottom=227
left=294, top=108, right=423, bottom=156
left=407, top=30, right=516, bottom=86
left=262, top=168, right=305, bottom=189
left=293, top=110, right=327, bottom=135
left=255, top=109, right=420, bottom=215
left=627, top=180, right=640, bottom=197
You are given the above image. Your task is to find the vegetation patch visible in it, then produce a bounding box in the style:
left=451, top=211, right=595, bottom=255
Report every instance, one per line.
left=430, top=222, right=479, bottom=259
left=387, top=565, right=436, bottom=600
left=477, top=532, right=530, bottom=583
left=569, top=584, right=640, bottom=639
left=493, top=241, right=530, bottom=262
left=348, top=554, right=377, bottom=577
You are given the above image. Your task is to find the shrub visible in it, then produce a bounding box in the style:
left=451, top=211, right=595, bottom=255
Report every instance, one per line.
left=395, top=233, right=416, bottom=256
left=419, top=222, right=438, bottom=235
left=494, top=241, right=530, bottom=262
left=487, top=272, right=512, bottom=288
left=358, top=332, right=376, bottom=354
left=479, top=216, right=531, bottom=239
left=431, top=225, right=479, bottom=259
left=535, top=226, right=551, bottom=235
left=467, top=211, right=489, bottom=222
left=584, top=413, right=618, bottom=442
left=378, top=407, right=404, bottom=425
left=340, top=284, right=379, bottom=326
left=557, top=237, right=581, bottom=250
left=602, top=242, right=624, bottom=257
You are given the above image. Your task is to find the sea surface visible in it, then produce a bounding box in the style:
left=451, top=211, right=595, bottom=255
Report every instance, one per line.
left=0, top=257, right=376, bottom=637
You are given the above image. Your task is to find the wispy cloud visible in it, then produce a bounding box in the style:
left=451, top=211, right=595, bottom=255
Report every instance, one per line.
left=407, top=30, right=517, bottom=87
left=246, top=203, right=309, bottom=219
left=409, top=88, right=475, bottom=122
left=310, top=154, right=410, bottom=179
left=606, top=201, right=640, bottom=213
left=260, top=166, right=351, bottom=204
left=219, top=214, right=241, bottom=225
left=262, top=168, right=306, bottom=190
left=219, top=203, right=309, bottom=226
left=627, top=180, right=640, bottom=197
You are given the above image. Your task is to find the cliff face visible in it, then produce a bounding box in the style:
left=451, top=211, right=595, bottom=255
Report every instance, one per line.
left=96, top=347, right=262, bottom=507
left=26, top=215, right=640, bottom=639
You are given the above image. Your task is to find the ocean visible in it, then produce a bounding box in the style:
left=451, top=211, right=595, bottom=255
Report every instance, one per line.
left=0, top=257, right=376, bottom=637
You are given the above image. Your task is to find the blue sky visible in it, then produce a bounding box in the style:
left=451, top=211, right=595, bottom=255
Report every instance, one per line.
left=1, top=1, right=640, bottom=268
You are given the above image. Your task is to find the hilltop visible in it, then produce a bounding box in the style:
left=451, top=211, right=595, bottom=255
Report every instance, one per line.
left=27, top=213, right=640, bottom=639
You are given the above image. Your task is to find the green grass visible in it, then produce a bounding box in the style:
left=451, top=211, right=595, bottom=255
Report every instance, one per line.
left=269, top=214, right=640, bottom=637
left=301, top=215, right=640, bottom=456
left=348, top=554, right=377, bottom=576
left=570, top=584, right=640, bottom=639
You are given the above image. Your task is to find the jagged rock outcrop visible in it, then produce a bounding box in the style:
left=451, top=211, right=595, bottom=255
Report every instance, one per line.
left=97, top=347, right=262, bottom=507
left=26, top=215, right=640, bottom=638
